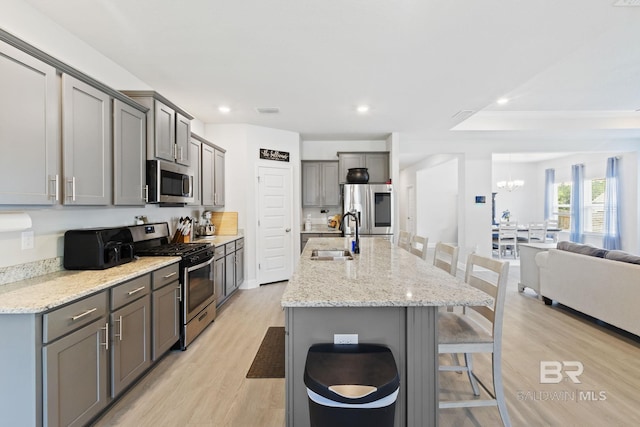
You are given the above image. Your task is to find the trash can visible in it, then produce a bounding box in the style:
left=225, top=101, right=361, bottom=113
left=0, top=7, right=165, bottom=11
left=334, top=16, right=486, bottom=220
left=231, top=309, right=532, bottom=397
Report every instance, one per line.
left=304, top=343, right=400, bottom=427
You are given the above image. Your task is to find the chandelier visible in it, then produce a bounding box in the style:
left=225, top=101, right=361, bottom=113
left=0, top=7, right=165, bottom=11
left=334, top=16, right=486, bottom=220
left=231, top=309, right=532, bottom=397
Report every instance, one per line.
left=496, top=153, right=524, bottom=191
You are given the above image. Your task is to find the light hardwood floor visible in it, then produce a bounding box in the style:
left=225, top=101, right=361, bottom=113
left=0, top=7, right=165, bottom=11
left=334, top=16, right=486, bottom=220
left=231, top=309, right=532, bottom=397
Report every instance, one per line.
left=93, top=264, right=640, bottom=427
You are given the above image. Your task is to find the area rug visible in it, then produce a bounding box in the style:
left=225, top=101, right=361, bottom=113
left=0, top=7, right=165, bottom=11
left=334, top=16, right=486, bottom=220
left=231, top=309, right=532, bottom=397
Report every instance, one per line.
left=246, top=326, right=285, bottom=378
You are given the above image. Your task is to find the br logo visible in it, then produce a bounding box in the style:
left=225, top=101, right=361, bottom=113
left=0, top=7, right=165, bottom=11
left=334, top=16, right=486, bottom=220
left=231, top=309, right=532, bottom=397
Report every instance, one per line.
left=540, top=361, right=584, bottom=384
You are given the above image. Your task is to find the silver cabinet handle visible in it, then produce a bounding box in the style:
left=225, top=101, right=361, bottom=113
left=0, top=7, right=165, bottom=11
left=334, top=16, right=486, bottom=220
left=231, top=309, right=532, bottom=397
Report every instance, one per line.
left=163, top=271, right=177, bottom=279
left=143, top=185, right=149, bottom=203
left=174, top=144, right=178, bottom=160
left=67, top=177, right=76, bottom=201
left=177, top=285, right=182, bottom=302
left=127, top=286, right=146, bottom=296
left=102, top=322, right=109, bottom=351
left=115, top=315, right=123, bottom=341
left=179, top=146, right=184, bottom=161
left=71, top=307, right=97, bottom=321
left=49, top=175, right=59, bottom=201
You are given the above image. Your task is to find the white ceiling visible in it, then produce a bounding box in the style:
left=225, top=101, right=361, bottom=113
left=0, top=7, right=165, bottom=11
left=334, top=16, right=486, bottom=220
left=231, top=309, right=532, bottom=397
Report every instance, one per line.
left=21, top=0, right=640, bottom=163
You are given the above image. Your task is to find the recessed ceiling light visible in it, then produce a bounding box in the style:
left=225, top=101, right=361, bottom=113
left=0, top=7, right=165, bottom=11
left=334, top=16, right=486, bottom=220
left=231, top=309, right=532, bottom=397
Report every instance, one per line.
left=496, top=98, right=509, bottom=105
left=356, top=105, right=370, bottom=113
left=218, top=106, right=231, bottom=114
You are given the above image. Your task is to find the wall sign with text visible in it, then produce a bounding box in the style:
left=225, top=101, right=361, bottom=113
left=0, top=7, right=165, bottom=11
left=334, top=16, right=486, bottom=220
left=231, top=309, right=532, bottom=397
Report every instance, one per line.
left=260, top=148, right=290, bottom=162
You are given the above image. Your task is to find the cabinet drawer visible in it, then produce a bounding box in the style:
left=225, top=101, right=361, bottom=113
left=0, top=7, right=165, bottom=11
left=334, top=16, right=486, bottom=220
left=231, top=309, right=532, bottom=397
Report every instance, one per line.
left=235, top=238, right=244, bottom=250
left=43, top=291, right=108, bottom=343
left=111, top=274, right=151, bottom=310
left=214, top=245, right=225, bottom=260
left=152, top=263, right=180, bottom=290
left=225, top=241, right=236, bottom=253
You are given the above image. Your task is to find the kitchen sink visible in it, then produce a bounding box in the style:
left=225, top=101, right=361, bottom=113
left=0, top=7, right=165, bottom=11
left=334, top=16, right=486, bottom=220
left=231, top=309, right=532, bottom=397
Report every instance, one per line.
left=310, top=249, right=354, bottom=261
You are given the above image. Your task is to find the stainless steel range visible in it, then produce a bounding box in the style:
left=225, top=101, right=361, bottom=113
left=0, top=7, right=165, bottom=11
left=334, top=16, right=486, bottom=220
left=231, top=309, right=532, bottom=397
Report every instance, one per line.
left=129, top=223, right=216, bottom=350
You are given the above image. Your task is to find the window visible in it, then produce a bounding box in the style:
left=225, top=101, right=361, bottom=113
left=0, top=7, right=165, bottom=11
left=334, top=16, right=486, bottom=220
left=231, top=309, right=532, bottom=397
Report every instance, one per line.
left=553, top=178, right=606, bottom=233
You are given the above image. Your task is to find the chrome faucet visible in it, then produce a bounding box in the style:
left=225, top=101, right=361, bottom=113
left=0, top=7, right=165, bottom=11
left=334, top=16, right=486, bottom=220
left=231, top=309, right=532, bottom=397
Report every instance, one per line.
left=340, top=209, right=360, bottom=254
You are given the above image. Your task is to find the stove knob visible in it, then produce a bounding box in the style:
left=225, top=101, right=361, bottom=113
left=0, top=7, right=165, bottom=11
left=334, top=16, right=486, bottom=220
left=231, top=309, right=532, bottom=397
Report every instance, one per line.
left=190, top=255, right=199, bottom=263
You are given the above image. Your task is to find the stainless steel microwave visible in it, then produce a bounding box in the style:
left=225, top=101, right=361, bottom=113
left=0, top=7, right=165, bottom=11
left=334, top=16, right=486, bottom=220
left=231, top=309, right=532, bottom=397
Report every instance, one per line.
left=146, top=160, right=194, bottom=204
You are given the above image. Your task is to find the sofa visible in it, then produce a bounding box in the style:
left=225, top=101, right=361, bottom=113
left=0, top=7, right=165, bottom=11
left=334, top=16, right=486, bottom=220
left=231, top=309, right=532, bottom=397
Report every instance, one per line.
left=535, top=241, right=640, bottom=337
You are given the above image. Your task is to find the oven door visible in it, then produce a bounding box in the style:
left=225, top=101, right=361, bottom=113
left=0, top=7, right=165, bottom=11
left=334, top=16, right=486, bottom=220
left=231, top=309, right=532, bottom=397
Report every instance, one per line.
left=368, top=184, right=393, bottom=235
left=183, top=256, right=216, bottom=323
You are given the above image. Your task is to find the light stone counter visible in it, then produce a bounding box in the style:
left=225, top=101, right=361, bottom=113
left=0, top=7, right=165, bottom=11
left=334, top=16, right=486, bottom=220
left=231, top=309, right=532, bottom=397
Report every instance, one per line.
left=192, top=234, right=243, bottom=246
left=300, top=226, right=341, bottom=234
left=282, top=237, right=492, bottom=308
left=0, top=257, right=179, bottom=314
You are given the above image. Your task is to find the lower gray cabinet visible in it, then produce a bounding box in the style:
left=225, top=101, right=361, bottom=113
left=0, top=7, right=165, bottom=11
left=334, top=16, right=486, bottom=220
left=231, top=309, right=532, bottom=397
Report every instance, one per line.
left=225, top=250, right=236, bottom=297
left=152, top=279, right=180, bottom=360
left=110, top=294, right=151, bottom=397
left=214, top=246, right=225, bottom=306
left=235, top=246, right=244, bottom=288
left=42, top=291, right=110, bottom=427
left=216, top=238, right=244, bottom=307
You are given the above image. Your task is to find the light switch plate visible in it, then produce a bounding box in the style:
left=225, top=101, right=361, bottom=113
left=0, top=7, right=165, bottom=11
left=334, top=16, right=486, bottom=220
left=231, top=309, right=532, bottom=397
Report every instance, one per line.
left=334, top=334, right=358, bottom=345
left=21, top=231, right=34, bottom=250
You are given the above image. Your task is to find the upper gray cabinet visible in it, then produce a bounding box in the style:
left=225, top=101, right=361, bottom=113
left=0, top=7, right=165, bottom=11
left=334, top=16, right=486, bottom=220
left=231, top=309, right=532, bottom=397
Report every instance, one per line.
left=302, top=161, right=340, bottom=207
left=196, top=134, right=225, bottom=207
left=338, top=152, right=389, bottom=184
left=0, top=41, right=60, bottom=205
left=113, top=100, right=146, bottom=206
left=62, top=74, right=112, bottom=205
left=122, top=91, right=193, bottom=166
left=188, top=137, right=202, bottom=205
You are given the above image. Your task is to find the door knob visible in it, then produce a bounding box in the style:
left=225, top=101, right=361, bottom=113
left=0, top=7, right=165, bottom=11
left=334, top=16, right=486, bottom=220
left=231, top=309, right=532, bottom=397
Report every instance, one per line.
left=285, top=228, right=291, bottom=232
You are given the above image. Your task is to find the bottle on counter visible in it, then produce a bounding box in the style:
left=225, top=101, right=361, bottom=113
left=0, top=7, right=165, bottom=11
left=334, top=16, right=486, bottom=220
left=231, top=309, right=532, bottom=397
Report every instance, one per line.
left=305, top=215, right=312, bottom=231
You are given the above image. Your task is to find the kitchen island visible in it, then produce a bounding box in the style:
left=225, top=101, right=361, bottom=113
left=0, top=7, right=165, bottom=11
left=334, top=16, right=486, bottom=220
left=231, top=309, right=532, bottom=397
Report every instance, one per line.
left=282, top=237, right=492, bottom=427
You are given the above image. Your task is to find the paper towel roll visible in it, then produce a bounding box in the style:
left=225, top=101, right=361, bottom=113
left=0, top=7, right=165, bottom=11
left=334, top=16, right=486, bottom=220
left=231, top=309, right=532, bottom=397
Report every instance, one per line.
left=0, top=212, right=32, bottom=232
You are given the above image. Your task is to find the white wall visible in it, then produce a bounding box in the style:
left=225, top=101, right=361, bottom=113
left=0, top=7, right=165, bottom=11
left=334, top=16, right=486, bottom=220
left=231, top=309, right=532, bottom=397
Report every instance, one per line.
left=491, top=161, right=541, bottom=224
left=301, top=140, right=387, bottom=160
left=205, top=124, right=301, bottom=289
left=416, top=159, right=458, bottom=246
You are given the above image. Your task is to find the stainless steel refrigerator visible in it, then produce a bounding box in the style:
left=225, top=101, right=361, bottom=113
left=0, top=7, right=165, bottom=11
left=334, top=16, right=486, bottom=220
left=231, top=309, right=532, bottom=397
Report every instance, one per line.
left=342, top=184, right=394, bottom=238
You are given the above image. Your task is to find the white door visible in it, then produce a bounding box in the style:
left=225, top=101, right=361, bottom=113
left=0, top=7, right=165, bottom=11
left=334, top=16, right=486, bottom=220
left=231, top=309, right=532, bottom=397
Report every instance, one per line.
left=407, top=185, right=415, bottom=234
left=257, top=165, right=293, bottom=284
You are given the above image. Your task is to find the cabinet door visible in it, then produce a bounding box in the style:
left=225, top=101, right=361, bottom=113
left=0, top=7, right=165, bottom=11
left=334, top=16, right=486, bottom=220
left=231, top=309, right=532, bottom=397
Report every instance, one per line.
left=201, top=143, right=215, bottom=206
left=152, top=282, right=180, bottom=360
left=110, top=295, right=151, bottom=397
left=175, top=113, right=191, bottom=166
left=154, top=100, right=175, bottom=162
left=338, top=153, right=365, bottom=183
left=365, top=153, right=389, bottom=183
left=225, top=252, right=235, bottom=296
left=188, top=138, right=202, bottom=205
left=113, top=100, right=146, bottom=205
left=235, top=247, right=244, bottom=288
left=62, top=74, right=112, bottom=205
left=302, top=162, right=321, bottom=207
left=43, top=318, right=109, bottom=427
left=0, top=41, right=60, bottom=205
left=214, top=256, right=225, bottom=305
left=214, top=149, right=225, bottom=206
left=322, top=162, right=340, bottom=206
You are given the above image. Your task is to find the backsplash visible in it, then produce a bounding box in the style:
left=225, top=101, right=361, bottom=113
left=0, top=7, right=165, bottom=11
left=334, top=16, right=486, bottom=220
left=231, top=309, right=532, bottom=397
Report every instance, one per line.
left=0, top=257, right=63, bottom=286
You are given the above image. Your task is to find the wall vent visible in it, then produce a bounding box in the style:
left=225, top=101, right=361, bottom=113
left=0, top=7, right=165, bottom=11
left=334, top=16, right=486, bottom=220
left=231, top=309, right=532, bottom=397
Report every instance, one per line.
left=256, top=107, right=280, bottom=114
left=613, top=0, right=640, bottom=6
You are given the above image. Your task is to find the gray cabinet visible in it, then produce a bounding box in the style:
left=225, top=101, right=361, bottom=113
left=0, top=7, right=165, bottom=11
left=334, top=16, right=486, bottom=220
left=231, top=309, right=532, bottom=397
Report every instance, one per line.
left=214, top=148, right=226, bottom=206
left=235, top=239, right=244, bottom=287
left=188, top=137, right=202, bottom=205
left=338, top=152, right=389, bottom=184
left=152, top=264, right=181, bottom=360
left=62, top=74, right=112, bottom=205
left=109, top=275, right=151, bottom=398
left=175, top=112, right=191, bottom=166
left=201, top=143, right=215, bottom=206
left=214, top=245, right=226, bottom=306
left=122, top=91, right=193, bottom=165
left=201, top=140, right=226, bottom=207
left=0, top=41, right=60, bottom=205
left=113, top=99, right=147, bottom=205
left=225, top=245, right=236, bottom=297
left=42, top=291, right=110, bottom=427
left=302, top=161, right=340, bottom=207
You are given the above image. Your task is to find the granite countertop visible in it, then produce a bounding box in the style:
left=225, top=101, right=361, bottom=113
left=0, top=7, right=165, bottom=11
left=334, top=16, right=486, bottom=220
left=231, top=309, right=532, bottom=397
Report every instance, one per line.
left=0, top=257, right=180, bottom=314
left=300, top=226, right=342, bottom=234
left=192, top=234, right=243, bottom=245
left=282, top=237, right=493, bottom=308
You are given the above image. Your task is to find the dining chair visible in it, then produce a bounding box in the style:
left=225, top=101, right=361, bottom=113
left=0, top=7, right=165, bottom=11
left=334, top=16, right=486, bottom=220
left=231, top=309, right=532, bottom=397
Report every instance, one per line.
left=438, top=253, right=511, bottom=427
left=397, top=230, right=412, bottom=251
left=433, top=242, right=459, bottom=276
left=545, top=219, right=559, bottom=242
left=497, top=222, right=518, bottom=258
left=527, top=222, right=547, bottom=243
left=409, top=235, right=428, bottom=260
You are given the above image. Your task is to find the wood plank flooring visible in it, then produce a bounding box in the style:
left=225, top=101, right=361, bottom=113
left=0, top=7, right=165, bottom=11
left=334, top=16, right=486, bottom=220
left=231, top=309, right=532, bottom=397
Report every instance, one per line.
left=92, top=263, right=640, bottom=427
